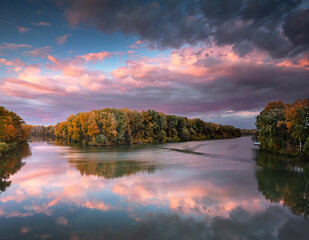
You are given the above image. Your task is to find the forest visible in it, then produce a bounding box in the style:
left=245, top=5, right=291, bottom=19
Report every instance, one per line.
left=256, top=99, right=309, bottom=156
left=0, top=106, right=32, bottom=155
left=52, top=108, right=241, bottom=145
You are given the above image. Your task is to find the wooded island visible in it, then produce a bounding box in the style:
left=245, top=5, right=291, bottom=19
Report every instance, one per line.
left=52, top=108, right=241, bottom=145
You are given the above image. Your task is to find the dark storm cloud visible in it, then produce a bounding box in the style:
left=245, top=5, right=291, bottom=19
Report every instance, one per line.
left=57, top=0, right=210, bottom=49
left=57, top=0, right=308, bottom=58
left=200, top=0, right=243, bottom=23
left=284, top=9, right=309, bottom=45
left=240, top=0, right=302, bottom=22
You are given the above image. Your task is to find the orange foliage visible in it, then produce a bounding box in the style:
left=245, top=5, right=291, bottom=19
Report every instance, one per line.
left=265, top=101, right=286, bottom=112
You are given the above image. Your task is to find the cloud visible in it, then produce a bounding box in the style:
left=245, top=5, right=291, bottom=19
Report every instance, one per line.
left=17, top=26, right=30, bottom=33
left=1, top=44, right=308, bottom=127
left=56, top=0, right=309, bottom=58
left=80, top=51, right=112, bottom=63
left=55, top=34, right=71, bottom=45
left=32, top=21, right=52, bottom=26
left=111, top=45, right=309, bottom=119
left=56, top=217, right=68, bottom=226
left=129, top=40, right=145, bottom=49
left=1, top=42, right=32, bottom=50
left=0, top=58, right=25, bottom=73
left=24, top=46, right=52, bottom=58
left=0, top=51, right=112, bottom=107
left=283, top=9, right=309, bottom=46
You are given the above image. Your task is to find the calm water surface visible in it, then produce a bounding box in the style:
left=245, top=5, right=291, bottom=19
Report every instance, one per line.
left=0, top=137, right=309, bottom=239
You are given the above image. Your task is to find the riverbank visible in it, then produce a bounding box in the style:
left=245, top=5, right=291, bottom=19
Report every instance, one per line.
left=0, top=142, right=24, bottom=157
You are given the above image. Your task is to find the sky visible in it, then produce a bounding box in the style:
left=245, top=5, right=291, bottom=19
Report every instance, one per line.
left=0, top=0, right=308, bottom=128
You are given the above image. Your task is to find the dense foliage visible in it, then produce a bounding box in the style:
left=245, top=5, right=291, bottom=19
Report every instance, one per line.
left=256, top=99, right=309, bottom=156
left=54, top=108, right=241, bottom=145
left=0, top=106, right=32, bottom=154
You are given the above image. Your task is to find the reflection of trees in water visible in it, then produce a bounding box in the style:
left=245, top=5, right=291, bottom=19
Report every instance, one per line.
left=0, top=143, right=31, bottom=193
left=255, top=150, right=309, bottom=217
left=69, top=160, right=156, bottom=179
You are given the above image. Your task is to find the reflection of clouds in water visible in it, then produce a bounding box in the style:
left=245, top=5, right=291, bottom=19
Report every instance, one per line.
left=1, top=137, right=309, bottom=239
left=0, top=166, right=109, bottom=218
left=20, top=226, right=31, bottom=234
left=56, top=216, right=68, bottom=226
left=0, top=138, right=268, bottom=221
left=66, top=206, right=308, bottom=240
left=111, top=174, right=269, bottom=219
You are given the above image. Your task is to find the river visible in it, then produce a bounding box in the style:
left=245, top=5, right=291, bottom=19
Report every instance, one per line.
left=0, top=136, right=308, bottom=239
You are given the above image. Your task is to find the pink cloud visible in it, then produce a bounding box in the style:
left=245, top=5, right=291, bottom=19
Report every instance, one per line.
left=113, top=44, right=309, bottom=89
left=0, top=58, right=24, bottom=67
left=2, top=77, right=64, bottom=96
left=0, top=51, right=113, bottom=100
left=55, top=34, right=71, bottom=45
left=17, top=26, right=30, bottom=33
left=135, top=40, right=144, bottom=44
left=1, top=44, right=308, bottom=127
left=129, top=44, right=138, bottom=49
left=81, top=51, right=112, bottom=63
left=47, top=55, right=60, bottom=65
left=129, top=40, right=145, bottom=49
left=82, top=201, right=111, bottom=211
left=1, top=42, right=32, bottom=50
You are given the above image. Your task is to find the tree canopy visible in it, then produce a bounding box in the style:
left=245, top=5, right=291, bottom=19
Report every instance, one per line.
left=256, top=99, right=309, bottom=156
left=54, top=108, right=241, bottom=145
left=0, top=106, right=32, bottom=154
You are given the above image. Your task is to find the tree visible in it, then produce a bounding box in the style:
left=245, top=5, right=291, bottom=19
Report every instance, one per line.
left=256, top=99, right=309, bottom=156
left=285, top=99, right=309, bottom=151
left=0, top=106, right=31, bottom=146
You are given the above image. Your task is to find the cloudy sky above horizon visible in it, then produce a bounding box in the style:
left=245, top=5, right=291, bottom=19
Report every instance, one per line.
left=0, top=0, right=309, bottom=128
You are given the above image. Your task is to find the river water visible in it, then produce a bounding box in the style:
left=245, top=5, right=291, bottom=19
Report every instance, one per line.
left=0, top=136, right=308, bottom=239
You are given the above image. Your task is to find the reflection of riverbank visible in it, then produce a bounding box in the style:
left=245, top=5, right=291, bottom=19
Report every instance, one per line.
left=0, top=143, right=31, bottom=193
left=69, top=160, right=156, bottom=179
left=254, top=149, right=309, bottom=217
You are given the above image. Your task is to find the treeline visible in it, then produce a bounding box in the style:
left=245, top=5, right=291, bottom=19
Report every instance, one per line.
left=240, top=129, right=257, bottom=136
left=54, top=108, right=241, bottom=145
left=256, top=99, right=309, bottom=156
left=0, top=106, right=32, bottom=155
left=30, top=125, right=55, bottom=139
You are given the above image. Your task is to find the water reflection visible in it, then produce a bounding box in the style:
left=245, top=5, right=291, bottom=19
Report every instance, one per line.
left=0, top=137, right=309, bottom=239
left=255, top=150, right=309, bottom=217
left=70, top=160, right=156, bottom=179
left=0, top=143, right=31, bottom=193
